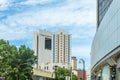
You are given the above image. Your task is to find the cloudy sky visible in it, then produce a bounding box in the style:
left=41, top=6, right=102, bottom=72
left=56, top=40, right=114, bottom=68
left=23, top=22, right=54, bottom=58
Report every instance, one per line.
left=0, top=0, right=96, bottom=69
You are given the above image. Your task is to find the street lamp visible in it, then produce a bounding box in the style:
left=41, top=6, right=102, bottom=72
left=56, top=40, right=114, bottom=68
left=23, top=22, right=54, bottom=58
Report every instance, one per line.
left=79, top=58, right=85, bottom=80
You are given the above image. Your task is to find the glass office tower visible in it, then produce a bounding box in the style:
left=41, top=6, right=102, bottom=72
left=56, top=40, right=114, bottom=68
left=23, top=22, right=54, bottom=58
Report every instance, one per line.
left=91, top=0, right=120, bottom=80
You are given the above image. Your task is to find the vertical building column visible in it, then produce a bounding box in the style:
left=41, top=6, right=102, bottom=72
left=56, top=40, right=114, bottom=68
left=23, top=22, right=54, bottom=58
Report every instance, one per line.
left=53, top=35, right=55, bottom=63
left=33, top=32, right=39, bottom=68
left=68, top=35, right=70, bottom=64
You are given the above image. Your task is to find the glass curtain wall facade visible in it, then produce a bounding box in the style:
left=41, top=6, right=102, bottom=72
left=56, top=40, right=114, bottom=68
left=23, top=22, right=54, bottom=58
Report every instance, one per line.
left=97, top=0, right=113, bottom=27
left=91, top=0, right=120, bottom=80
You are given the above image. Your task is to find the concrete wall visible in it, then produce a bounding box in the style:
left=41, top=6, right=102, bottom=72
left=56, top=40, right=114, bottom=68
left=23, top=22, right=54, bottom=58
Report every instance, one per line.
left=33, top=68, right=55, bottom=79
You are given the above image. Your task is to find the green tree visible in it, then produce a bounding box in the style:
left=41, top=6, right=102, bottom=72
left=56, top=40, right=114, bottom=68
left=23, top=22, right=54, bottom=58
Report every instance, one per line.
left=54, top=67, right=77, bottom=80
left=72, top=74, right=78, bottom=80
left=80, top=77, right=83, bottom=80
left=0, top=39, right=36, bottom=80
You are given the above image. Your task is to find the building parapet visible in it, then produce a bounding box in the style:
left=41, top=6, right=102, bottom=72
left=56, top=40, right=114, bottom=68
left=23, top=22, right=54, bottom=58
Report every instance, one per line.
left=33, top=68, right=55, bottom=79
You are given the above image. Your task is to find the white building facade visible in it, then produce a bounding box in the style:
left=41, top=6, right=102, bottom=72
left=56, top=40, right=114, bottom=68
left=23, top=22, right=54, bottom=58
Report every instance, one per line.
left=33, top=30, right=53, bottom=69
left=33, top=29, right=72, bottom=72
left=91, top=0, right=120, bottom=80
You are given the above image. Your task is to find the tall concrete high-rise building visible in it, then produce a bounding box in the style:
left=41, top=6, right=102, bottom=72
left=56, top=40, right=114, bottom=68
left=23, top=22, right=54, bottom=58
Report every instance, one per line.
left=91, top=0, right=120, bottom=80
left=33, top=29, right=72, bottom=70
left=53, top=29, right=72, bottom=64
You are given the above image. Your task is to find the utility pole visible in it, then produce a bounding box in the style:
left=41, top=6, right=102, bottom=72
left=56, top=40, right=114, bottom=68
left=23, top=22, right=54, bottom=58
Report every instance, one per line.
left=71, top=67, right=72, bottom=80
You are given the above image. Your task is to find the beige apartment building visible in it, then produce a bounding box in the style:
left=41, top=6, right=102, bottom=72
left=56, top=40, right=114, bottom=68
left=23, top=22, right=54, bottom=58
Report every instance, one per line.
left=53, top=29, right=72, bottom=64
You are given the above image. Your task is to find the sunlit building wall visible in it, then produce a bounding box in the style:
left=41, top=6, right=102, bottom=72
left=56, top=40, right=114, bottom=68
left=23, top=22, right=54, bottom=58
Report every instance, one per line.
left=33, top=30, right=52, bottom=68
left=53, top=29, right=72, bottom=64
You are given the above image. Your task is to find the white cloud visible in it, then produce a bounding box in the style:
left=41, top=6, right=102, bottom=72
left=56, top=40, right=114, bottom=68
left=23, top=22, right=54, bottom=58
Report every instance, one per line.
left=0, top=0, right=8, bottom=5
left=20, top=0, right=55, bottom=5
left=69, top=25, right=96, bottom=40
left=72, top=45, right=91, bottom=57
left=2, top=0, right=96, bottom=26
left=0, top=0, right=96, bottom=41
left=0, top=23, right=33, bottom=40
left=0, top=0, right=13, bottom=10
left=3, top=8, right=95, bottom=27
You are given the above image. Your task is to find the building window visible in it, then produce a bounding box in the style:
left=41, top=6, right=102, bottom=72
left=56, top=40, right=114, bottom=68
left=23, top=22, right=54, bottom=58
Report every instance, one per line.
left=117, top=58, right=120, bottom=80
left=45, top=38, right=51, bottom=50
left=117, top=68, right=120, bottom=80
left=53, top=66, right=55, bottom=70
left=98, top=0, right=113, bottom=25
left=44, top=66, right=46, bottom=70
left=39, top=66, right=41, bottom=69
left=102, top=65, right=110, bottom=80
left=47, top=66, right=48, bottom=70
left=54, top=65, right=58, bottom=70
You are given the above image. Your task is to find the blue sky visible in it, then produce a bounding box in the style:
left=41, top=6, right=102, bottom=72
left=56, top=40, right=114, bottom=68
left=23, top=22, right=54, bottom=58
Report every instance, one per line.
left=0, top=0, right=96, bottom=69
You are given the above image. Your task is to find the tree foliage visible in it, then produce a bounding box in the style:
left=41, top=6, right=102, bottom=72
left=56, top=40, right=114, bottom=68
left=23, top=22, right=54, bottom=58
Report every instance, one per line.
left=0, top=39, right=36, bottom=80
left=54, top=67, right=77, bottom=80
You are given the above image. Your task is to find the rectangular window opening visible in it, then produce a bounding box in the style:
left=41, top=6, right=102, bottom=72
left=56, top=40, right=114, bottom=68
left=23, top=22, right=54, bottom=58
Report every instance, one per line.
left=45, top=38, right=51, bottom=50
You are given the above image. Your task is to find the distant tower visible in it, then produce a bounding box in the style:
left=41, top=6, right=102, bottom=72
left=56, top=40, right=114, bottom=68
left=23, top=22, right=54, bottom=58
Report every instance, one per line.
left=53, top=29, right=72, bottom=64
left=71, top=56, right=77, bottom=70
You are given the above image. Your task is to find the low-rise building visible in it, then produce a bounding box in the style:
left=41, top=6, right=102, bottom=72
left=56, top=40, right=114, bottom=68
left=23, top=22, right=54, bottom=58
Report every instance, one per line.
left=77, top=70, right=86, bottom=80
